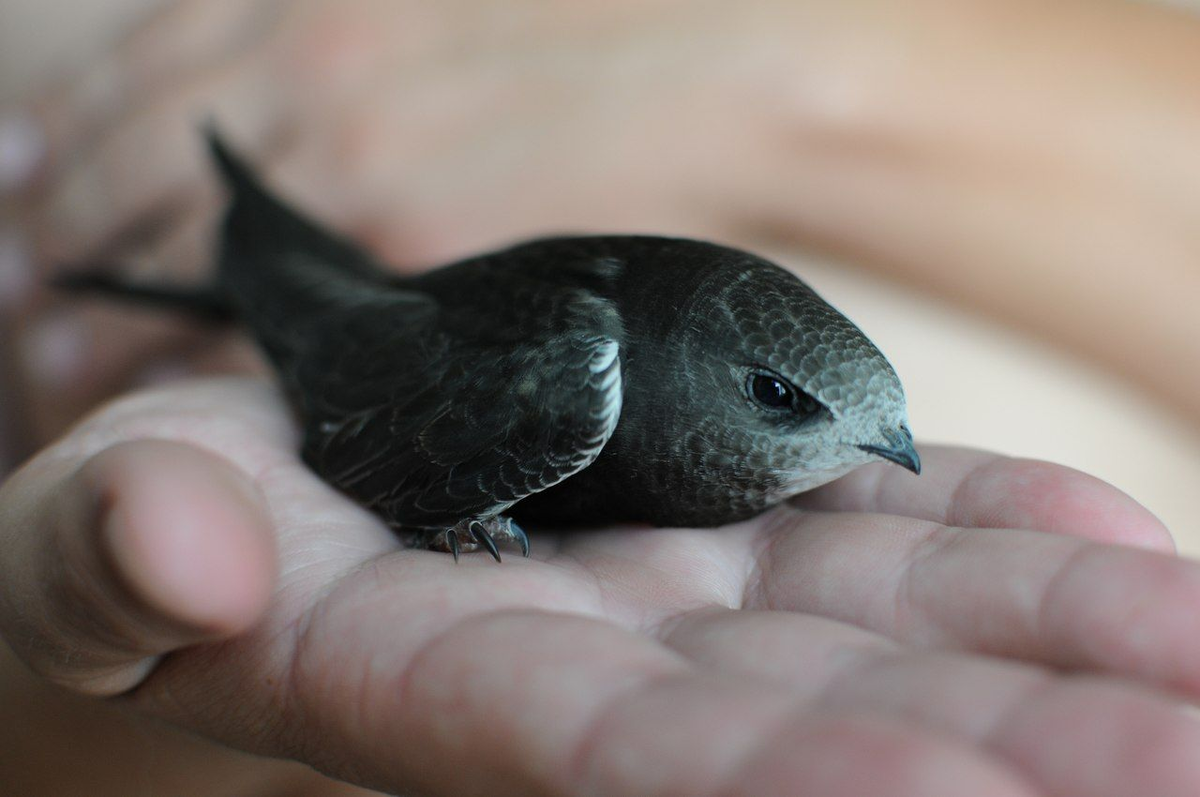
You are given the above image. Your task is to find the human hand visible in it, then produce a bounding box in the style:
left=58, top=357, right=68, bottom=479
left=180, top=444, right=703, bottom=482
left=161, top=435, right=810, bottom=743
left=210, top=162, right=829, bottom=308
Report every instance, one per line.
left=4, top=0, right=832, bottom=448
left=2, top=376, right=1198, bottom=796
left=10, top=0, right=1200, bottom=452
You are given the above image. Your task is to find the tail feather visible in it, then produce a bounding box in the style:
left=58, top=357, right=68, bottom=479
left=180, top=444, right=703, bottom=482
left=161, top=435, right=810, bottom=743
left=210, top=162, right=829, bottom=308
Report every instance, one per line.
left=53, top=269, right=234, bottom=323
left=55, top=126, right=388, bottom=328
left=203, top=123, right=277, bottom=207
left=205, top=123, right=389, bottom=284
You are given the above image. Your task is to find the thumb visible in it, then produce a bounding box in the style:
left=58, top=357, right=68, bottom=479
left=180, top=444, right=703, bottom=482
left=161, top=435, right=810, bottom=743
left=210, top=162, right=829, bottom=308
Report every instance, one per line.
left=0, top=438, right=276, bottom=695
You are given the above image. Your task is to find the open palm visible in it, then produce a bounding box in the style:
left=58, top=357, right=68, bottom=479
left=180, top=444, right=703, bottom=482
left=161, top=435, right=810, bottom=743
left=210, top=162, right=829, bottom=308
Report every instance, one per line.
left=4, top=377, right=1200, bottom=797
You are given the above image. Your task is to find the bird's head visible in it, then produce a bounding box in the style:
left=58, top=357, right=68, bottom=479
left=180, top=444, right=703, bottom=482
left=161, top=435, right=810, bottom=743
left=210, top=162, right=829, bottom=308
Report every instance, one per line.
left=622, top=242, right=917, bottom=511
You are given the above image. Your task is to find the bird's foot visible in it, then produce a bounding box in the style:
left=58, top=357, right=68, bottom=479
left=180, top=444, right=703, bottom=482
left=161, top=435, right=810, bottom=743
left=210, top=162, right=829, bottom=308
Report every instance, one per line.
left=408, top=516, right=530, bottom=562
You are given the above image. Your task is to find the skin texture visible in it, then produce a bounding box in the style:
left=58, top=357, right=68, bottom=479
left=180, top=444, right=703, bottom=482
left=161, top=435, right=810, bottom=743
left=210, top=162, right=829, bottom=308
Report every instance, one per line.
left=3, top=378, right=1200, bottom=797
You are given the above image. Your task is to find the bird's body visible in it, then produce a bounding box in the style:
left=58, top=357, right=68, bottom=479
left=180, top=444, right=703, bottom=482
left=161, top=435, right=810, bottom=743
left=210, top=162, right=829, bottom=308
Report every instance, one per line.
left=61, top=132, right=919, bottom=559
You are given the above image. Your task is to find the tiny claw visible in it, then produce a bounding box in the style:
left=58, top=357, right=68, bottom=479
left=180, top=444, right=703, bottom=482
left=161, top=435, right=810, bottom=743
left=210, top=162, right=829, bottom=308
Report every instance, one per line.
left=508, top=518, right=530, bottom=558
left=446, top=528, right=460, bottom=562
left=470, top=521, right=502, bottom=563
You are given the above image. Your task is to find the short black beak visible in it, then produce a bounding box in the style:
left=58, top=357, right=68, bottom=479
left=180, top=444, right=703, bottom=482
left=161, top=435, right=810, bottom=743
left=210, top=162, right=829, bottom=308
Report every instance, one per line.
left=857, top=425, right=921, bottom=475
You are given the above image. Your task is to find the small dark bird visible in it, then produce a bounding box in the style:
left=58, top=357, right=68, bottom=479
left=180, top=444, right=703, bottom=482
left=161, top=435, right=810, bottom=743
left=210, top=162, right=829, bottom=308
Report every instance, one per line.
left=59, top=131, right=920, bottom=560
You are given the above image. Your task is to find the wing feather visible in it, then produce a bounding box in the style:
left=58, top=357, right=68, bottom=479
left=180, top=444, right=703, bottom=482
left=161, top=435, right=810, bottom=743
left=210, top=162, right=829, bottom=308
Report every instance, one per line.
left=295, top=274, right=624, bottom=531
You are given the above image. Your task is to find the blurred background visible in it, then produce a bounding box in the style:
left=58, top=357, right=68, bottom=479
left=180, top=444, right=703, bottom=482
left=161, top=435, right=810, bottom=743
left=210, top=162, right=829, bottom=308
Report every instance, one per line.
left=3, top=0, right=1200, bottom=552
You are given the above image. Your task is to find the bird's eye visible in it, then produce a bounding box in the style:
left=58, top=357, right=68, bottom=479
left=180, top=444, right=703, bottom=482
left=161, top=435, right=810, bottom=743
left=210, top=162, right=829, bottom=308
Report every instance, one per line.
left=746, top=370, right=822, bottom=419
left=749, top=373, right=794, bottom=409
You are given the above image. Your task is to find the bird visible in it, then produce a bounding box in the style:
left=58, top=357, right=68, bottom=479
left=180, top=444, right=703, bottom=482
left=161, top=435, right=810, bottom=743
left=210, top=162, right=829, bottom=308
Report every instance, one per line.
left=57, top=129, right=920, bottom=561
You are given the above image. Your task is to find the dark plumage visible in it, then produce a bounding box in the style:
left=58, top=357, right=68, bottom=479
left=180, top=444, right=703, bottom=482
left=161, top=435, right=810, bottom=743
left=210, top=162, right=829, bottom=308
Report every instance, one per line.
left=58, top=131, right=919, bottom=559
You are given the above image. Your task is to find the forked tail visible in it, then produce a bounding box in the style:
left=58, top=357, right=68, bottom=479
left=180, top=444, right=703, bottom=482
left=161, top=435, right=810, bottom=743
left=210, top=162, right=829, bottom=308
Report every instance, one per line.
left=52, top=126, right=261, bottom=322
left=51, top=269, right=233, bottom=322
left=56, top=124, right=385, bottom=324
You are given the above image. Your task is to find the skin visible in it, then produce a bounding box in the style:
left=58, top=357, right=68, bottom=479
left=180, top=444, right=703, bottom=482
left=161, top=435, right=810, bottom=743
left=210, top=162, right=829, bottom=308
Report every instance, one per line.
left=3, top=0, right=1200, bottom=794
left=3, top=377, right=1200, bottom=797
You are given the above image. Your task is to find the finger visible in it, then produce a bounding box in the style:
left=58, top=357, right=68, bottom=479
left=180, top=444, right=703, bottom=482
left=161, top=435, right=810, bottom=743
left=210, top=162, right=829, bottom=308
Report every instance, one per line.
left=26, top=0, right=275, bottom=181
left=795, top=445, right=1174, bottom=552
left=728, top=712, right=1032, bottom=797
left=0, top=438, right=275, bottom=695
left=752, top=510, right=1200, bottom=695
left=219, top=609, right=1029, bottom=797
left=664, top=608, right=1200, bottom=797
left=28, top=55, right=281, bottom=267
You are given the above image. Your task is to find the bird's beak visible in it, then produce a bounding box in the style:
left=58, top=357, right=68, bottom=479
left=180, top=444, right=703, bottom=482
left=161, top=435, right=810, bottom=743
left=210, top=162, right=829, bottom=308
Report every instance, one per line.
left=857, top=425, right=921, bottom=475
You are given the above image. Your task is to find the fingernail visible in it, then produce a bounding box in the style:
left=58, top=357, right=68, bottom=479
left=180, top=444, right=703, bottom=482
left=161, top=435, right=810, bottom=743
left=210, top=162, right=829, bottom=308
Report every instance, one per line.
left=0, top=111, right=45, bottom=192
left=22, top=312, right=86, bottom=389
left=0, top=227, right=33, bottom=308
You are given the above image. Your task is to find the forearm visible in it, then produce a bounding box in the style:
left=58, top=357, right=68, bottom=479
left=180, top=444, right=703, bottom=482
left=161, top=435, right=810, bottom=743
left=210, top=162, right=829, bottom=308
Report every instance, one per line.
left=754, top=0, right=1200, bottom=417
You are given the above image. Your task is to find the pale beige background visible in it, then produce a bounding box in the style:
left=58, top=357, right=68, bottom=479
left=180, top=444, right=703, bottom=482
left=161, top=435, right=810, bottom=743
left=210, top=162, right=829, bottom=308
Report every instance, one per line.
left=3, top=0, right=1199, bottom=552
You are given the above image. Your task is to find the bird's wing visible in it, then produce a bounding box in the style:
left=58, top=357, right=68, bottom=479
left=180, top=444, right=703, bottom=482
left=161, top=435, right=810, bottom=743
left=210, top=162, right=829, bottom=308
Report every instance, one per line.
left=293, top=281, right=624, bottom=530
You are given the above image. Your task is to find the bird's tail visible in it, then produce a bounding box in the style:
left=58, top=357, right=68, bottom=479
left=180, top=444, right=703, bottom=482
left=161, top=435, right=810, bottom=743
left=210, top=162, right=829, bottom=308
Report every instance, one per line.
left=203, top=123, right=275, bottom=207
left=51, top=126, right=258, bottom=323
left=57, top=125, right=381, bottom=324
left=51, top=269, right=234, bottom=323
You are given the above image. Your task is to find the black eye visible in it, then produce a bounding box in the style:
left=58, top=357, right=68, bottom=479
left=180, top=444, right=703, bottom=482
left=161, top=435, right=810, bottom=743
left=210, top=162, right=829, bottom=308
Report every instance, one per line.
left=746, top=370, right=822, bottom=419
left=749, top=373, right=793, bottom=409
